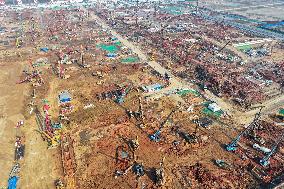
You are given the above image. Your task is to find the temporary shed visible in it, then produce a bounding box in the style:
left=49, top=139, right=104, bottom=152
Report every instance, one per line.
left=59, top=91, right=72, bottom=104
left=142, top=84, right=163, bottom=93
left=208, top=103, right=221, bottom=112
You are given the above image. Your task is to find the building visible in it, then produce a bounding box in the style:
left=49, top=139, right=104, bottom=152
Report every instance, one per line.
left=141, top=83, right=163, bottom=93
left=58, top=90, right=72, bottom=104
left=208, top=103, right=221, bottom=112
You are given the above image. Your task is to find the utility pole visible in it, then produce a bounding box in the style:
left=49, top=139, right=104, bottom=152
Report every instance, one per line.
left=196, top=0, right=199, bottom=14
left=135, top=0, right=139, bottom=27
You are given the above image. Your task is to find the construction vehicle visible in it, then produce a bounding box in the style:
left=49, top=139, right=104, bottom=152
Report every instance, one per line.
left=55, top=179, right=65, bottom=189
left=154, top=157, right=165, bottom=186
left=137, top=97, right=144, bottom=124
left=226, top=124, right=254, bottom=151
left=271, top=109, right=284, bottom=123
left=259, top=133, right=284, bottom=167
left=115, top=142, right=134, bottom=175
left=226, top=107, right=263, bottom=151
left=76, top=47, right=90, bottom=68
left=149, top=51, right=157, bottom=61
left=214, top=159, right=231, bottom=170
left=132, top=162, right=145, bottom=177
left=9, top=163, right=20, bottom=178
left=178, top=130, right=198, bottom=144
left=32, top=89, right=36, bottom=98
left=15, top=38, right=22, bottom=48
left=37, top=130, right=61, bottom=148
left=115, top=85, right=133, bottom=104
left=15, top=136, right=25, bottom=160
left=149, top=109, right=176, bottom=142
left=251, top=166, right=271, bottom=183
left=8, top=163, right=20, bottom=189
left=128, top=136, right=139, bottom=151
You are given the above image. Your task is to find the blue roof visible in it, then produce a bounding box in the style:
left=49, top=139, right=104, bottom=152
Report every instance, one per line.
left=143, top=83, right=162, bottom=91
left=59, top=91, right=71, bottom=103
left=106, top=53, right=117, bottom=57
left=8, top=176, right=18, bottom=189
left=40, top=47, right=49, bottom=52
left=261, top=21, right=284, bottom=29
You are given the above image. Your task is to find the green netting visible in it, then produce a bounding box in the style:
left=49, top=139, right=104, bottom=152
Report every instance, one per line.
left=279, top=109, right=284, bottom=115
left=160, top=6, right=184, bottom=15
left=177, top=89, right=200, bottom=96
left=202, top=107, right=223, bottom=117
left=32, top=63, right=46, bottom=67
left=97, top=44, right=118, bottom=53
left=236, top=44, right=252, bottom=51
left=202, top=101, right=211, bottom=107
left=121, top=56, right=139, bottom=63
left=114, top=41, right=122, bottom=46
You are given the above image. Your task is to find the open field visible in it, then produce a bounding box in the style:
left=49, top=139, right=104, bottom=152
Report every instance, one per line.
left=0, top=1, right=283, bottom=189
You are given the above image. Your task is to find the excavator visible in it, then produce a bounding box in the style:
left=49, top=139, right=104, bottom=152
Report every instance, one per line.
left=116, top=95, right=145, bottom=128
left=259, top=133, right=284, bottom=167
left=55, top=179, right=65, bottom=189
left=115, top=85, right=133, bottom=104
left=37, top=130, right=61, bottom=148
left=149, top=109, right=176, bottom=142
left=149, top=50, right=157, bottom=61
left=16, top=38, right=22, bottom=48
left=128, top=136, right=139, bottom=152
left=154, top=157, right=165, bottom=186
left=226, top=107, right=263, bottom=151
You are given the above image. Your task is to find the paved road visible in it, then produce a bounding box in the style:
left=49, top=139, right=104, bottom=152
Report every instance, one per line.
left=91, top=13, right=185, bottom=90
left=90, top=11, right=284, bottom=125
left=204, top=88, right=284, bottom=124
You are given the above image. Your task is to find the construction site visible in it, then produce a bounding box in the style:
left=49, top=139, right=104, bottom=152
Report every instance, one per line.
left=0, top=0, right=283, bottom=189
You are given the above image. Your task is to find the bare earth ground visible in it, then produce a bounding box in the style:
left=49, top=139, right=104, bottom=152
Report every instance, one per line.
left=0, top=60, right=26, bottom=187
left=0, top=57, right=61, bottom=188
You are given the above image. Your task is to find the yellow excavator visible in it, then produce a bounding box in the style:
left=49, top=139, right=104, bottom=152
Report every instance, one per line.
left=37, top=130, right=61, bottom=148
left=149, top=51, right=157, bottom=61
left=16, top=38, right=23, bottom=48
left=55, top=179, right=65, bottom=189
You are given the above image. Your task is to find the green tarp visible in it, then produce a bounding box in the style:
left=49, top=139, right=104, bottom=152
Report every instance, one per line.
left=114, top=41, right=122, bottom=46
left=202, top=107, right=223, bottom=118
left=202, top=101, right=223, bottom=118
left=279, top=109, right=284, bottom=115
left=97, top=44, right=118, bottom=53
left=177, top=89, right=200, bottom=96
left=121, top=56, right=139, bottom=63
left=236, top=44, right=252, bottom=51
left=160, top=6, right=185, bottom=15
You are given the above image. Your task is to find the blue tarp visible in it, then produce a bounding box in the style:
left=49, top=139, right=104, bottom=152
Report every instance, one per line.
left=40, top=47, right=49, bottom=52
left=106, top=53, right=117, bottom=58
left=142, top=83, right=163, bottom=92
left=8, top=176, right=18, bottom=189
left=261, top=21, right=284, bottom=29
left=59, top=91, right=71, bottom=103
